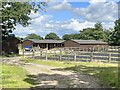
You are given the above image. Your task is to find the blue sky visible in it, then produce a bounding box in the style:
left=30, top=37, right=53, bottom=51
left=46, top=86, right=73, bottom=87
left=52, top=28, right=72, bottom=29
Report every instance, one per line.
left=13, top=0, right=118, bottom=38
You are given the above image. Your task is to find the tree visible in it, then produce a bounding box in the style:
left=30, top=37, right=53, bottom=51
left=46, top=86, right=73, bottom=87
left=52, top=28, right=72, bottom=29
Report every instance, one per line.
left=94, top=22, right=103, bottom=31
left=16, top=36, right=22, bottom=41
left=45, top=32, right=60, bottom=40
left=25, top=33, right=43, bottom=40
left=1, top=2, right=47, bottom=39
left=62, top=34, right=72, bottom=40
left=62, top=22, right=109, bottom=42
left=62, top=34, right=80, bottom=40
left=79, top=28, right=95, bottom=40
left=79, top=23, right=107, bottom=41
left=109, top=19, right=120, bottom=45
left=104, top=28, right=113, bottom=42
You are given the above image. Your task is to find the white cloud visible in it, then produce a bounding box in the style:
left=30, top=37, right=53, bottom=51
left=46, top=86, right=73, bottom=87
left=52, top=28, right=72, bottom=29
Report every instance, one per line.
left=60, top=19, right=94, bottom=31
left=89, top=0, right=106, bottom=4
left=13, top=15, right=115, bottom=38
left=102, top=22, right=115, bottom=29
left=49, top=1, right=72, bottom=11
left=76, top=1, right=118, bottom=22
left=13, top=24, right=36, bottom=38
left=50, top=1, right=117, bottom=22
left=28, top=10, right=41, bottom=19
left=13, top=1, right=116, bottom=38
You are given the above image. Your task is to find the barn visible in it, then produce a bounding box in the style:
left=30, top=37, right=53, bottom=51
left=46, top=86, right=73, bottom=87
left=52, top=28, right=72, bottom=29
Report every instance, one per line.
left=22, top=39, right=65, bottom=50
left=22, top=39, right=108, bottom=50
left=63, top=40, right=108, bottom=51
left=2, top=37, right=20, bottom=54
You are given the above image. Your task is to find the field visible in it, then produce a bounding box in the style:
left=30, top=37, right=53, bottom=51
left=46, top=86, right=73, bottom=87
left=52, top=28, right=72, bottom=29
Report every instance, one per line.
left=1, top=57, right=119, bottom=88
left=22, top=58, right=119, bottom=88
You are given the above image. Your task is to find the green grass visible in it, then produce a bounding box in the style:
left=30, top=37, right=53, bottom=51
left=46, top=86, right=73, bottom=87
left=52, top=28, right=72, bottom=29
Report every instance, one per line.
left=65, top=65, right=119, bottom=88
left=1, top=64, right=32, bottom=88
left=21, top=57, right=117, bottom=67
left=2, top=54, right=21, bottom=57
left=21, top=57, right=119, bottom=88
left=21, top=57, right=75, bottom=68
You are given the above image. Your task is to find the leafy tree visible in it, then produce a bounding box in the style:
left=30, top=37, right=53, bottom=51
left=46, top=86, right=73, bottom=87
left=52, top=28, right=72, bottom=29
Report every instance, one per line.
left=16, top=36, right=23, bottom=41
left=1, top=2, right=47, bottom=39
left=104, top=28, right=113, bottom=42
left=72, top=34, right=81, bottom=39
left=45, top=32, right=60, bottom=40
left=109, top=19, right=120, bottom=45
left=62, top=22, right=109, bottom=42
left=1, top=2, right=47, bottom=54
left=62, top=34, right=80, bottom=40
left=79, top=22, right=107, bottom=41
left=25, top=33, right=43, bottom=40
left=16, top=36, right=22, bottom=41
left=94, top=22, right=103, bottom=31
left=79, top=28, right=95, bottom=40
left=62, top=34, right=72, bottom=40
left=94, top=22, right=107, bottom=41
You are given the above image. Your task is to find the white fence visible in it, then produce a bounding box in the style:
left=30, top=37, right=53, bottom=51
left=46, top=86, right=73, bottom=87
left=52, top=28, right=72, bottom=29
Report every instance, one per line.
left=21, top=46, right=119, bottom=63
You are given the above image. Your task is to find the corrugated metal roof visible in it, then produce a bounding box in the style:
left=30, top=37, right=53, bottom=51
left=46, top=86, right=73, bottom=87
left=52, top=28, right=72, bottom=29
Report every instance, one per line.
left=28, top=39, right=65, bottom=43
left=71, top=40, right=108, bottom=44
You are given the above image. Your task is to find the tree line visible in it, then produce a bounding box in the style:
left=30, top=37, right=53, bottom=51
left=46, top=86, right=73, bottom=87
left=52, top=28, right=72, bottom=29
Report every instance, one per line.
left=18, top=21, right=120, bottom=46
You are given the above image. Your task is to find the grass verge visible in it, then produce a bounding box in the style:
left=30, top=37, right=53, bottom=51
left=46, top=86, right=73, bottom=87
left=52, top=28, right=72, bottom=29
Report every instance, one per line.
left=1, top=64, right=31, bottom=88
left=21, top=57, right=75, bottom=68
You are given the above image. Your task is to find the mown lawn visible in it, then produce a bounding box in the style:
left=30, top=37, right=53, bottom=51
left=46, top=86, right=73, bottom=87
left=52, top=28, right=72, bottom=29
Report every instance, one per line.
left=21, top=58, right=119, bottom=88
left=1, top=64, right=31, bottom=88
left=21, top=57, right=75, bottom=67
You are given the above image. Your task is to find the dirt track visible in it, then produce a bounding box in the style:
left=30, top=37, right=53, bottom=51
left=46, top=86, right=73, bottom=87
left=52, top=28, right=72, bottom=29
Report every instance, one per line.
left=23, top=63, right=102, bottom=88
left=2, top=57, right=104, bottom=88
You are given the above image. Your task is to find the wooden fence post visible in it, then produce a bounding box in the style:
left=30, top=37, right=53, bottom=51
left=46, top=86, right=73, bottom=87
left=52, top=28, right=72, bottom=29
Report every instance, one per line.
left=23, top=48, right=24, bottom=57
left=108, top=53, right=111, bottom=62
left=46, top=49, right=48, bottom=60
left=59, top=48, right=62, bottom=61
left=74, top=50, right=76, bottom=61
left=90, top=51, right=93, bottom=62
left=32, top=48, right=35, bottom=58
left=54, top=49, right=56, bottom=60
left=40, top=49, right=42, bottom=57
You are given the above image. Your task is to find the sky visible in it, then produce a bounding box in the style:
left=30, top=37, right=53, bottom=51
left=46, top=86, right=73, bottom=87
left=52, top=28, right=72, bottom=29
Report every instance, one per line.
left=13, top=0, right=119, bottom=38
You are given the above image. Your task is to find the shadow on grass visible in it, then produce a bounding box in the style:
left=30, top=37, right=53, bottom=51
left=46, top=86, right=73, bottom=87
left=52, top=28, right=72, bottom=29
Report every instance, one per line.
left=50, top=64, right=119, bottom=88
left=63, top=65, right=119, bottom=88
left=24, top=73, right=73, bottom=89
left=23, top=65, right=119, bottom=89
left=23, top=75, right=38, bottom=85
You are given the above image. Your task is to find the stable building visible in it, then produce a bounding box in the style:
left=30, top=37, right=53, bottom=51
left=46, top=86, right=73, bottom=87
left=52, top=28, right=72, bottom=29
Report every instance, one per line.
left=22, top=39, right=108, bottom=50
left=2, top=37, right=20, bottom=54
left=63, top=40, right=108, bottom=50
left=22, top=39, right=65, bottom=49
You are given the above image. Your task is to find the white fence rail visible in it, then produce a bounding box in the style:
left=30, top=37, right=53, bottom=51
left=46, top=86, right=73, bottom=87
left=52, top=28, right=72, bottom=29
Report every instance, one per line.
left=21, top=46, right=119, bottom=63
